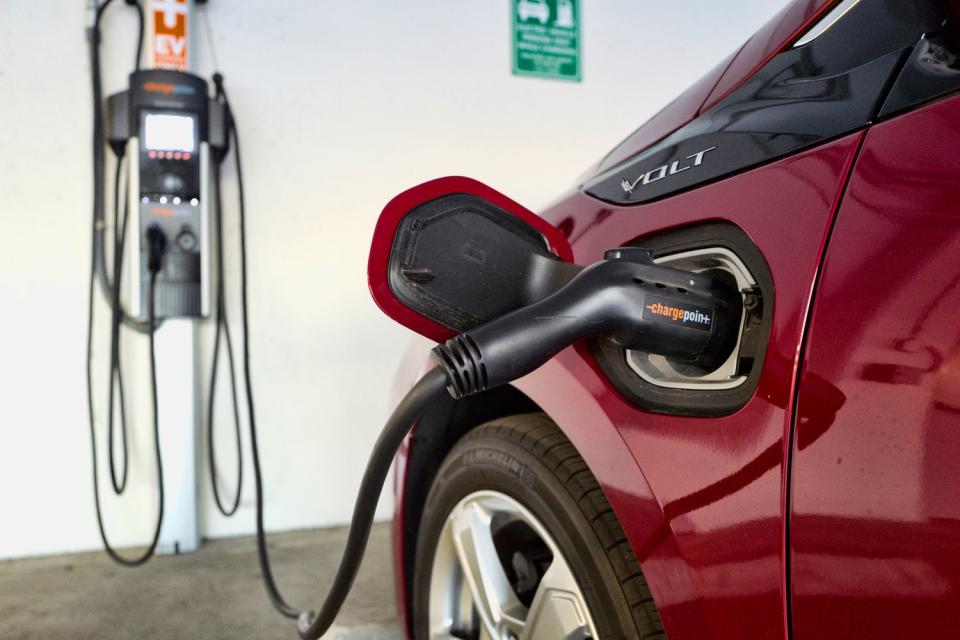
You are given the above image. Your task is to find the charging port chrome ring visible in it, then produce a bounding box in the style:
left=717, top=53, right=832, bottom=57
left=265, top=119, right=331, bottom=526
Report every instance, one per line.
left=626, top=246, right=755, bottom=390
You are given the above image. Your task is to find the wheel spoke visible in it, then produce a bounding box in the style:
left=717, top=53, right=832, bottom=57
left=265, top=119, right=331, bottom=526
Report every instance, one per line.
left=450, top=501, right=527, bottom=637
left=429, top=491, right=598, bottom=640
left=519, top=560, right=592, bottom=640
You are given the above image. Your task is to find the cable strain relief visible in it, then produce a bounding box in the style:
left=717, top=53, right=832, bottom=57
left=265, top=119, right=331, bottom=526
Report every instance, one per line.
left=430, top=334, right=489, bottom=399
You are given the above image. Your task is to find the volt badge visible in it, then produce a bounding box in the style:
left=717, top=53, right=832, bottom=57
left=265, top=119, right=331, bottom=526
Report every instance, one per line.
left=621, top=146, right=716, bottom=195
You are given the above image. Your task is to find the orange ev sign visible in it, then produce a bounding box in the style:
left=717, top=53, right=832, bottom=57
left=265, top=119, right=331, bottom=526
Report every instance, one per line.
left=151, top=0, right=189, bottom=70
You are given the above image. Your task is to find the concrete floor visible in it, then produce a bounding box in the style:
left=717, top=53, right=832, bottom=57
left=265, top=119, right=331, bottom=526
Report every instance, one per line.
left=0, top=523, right=403, bottom=640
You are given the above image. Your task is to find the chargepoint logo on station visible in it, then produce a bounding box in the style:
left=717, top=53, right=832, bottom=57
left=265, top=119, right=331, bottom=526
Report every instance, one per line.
left=142, top=81, right=197, bottom=95
left=620, top=146, right=717, bottom=195
left=150, top=0, right=189, bottom=70
left=643, top=296, right=713, bottom=331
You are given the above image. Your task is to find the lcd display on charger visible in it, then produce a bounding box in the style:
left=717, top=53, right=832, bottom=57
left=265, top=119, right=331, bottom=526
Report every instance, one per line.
left=144, top=113, right=196, bottom=152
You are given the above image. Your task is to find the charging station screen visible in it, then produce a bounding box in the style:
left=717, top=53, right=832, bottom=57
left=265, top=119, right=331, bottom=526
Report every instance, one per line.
left=144, top=113, right=196, bottom=152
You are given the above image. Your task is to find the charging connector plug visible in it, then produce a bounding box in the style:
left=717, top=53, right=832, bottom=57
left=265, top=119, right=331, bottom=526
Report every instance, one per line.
left=146, top=225, right=167, bottom=275
left=432, top=248, right=742, bottom=399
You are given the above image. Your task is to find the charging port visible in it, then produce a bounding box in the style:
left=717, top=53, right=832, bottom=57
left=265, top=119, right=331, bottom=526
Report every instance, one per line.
left=627, top=247, right=756, bottom=390
left=590, top=222, right=773, bottom=416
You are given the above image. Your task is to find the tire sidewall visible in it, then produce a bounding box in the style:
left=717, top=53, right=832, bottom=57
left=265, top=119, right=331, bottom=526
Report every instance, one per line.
left=412, top=421, right=640, bottom=639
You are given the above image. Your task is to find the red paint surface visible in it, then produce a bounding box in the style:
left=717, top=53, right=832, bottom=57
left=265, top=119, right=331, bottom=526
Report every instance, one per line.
left=368, top=176, right=574, bottom=344
left=791, top=95, right=960, bottom=639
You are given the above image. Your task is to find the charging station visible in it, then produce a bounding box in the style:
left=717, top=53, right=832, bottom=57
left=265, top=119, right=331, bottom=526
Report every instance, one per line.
left=89, top=0, right=228, bottom=559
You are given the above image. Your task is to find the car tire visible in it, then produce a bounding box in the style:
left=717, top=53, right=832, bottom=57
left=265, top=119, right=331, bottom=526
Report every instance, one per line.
left=412, top=413, right=664, bottom=639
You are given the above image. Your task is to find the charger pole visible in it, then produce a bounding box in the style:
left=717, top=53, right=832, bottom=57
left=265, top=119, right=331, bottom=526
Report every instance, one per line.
left=142, top=0, right=202, bottom=555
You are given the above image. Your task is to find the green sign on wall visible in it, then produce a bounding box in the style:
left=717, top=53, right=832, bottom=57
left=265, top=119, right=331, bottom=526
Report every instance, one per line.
left=512, top=0, right=580, bottom=82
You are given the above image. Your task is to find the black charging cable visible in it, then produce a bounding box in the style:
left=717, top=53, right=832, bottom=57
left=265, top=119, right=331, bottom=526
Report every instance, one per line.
left=296, top=368, right=448, bottom=638
left=86, top=0, right=167, bottom=567
left=87, top=0, right=150, bottom=333
left=106, top=155, right=130, bottom=493
left=207, top=73, right=453, bottom=638
left=207, top=153, right=244, bottom=517
left=208, top=73, right=300, bottom=618
left=85, top=224, right=167, bottom=567
left=89, top=0, right=146, bottom=498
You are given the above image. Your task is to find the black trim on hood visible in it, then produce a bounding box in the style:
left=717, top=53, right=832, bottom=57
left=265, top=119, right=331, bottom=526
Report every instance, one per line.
left=583, top=0, right=947, bottom=206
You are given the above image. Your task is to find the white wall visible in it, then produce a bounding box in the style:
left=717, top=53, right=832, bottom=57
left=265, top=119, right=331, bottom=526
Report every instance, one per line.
left=0, top=0, right=788, bottom=559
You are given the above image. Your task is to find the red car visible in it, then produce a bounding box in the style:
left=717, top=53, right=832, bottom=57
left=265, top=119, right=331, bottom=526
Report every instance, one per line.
left=383, top=0, right=960, bottom=637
